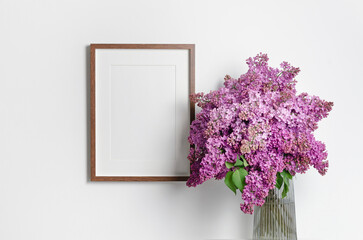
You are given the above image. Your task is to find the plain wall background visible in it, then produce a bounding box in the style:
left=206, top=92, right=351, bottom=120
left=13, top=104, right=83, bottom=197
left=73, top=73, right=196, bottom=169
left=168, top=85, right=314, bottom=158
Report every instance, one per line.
left=1, top=0, right=362, bottom=239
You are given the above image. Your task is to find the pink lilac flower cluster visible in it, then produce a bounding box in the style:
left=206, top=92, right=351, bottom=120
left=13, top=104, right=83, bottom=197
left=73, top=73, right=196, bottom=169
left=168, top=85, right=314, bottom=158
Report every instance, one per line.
left=186, top=53, right=333, bottom=214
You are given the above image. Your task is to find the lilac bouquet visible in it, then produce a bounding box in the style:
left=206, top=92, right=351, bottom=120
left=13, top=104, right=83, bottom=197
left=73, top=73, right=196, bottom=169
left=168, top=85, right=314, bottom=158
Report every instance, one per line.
left=186, top=53, right=333, bottom=214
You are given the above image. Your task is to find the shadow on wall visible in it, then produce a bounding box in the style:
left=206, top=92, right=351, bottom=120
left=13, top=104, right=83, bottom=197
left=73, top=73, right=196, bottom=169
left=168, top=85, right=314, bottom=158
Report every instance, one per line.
left=86, top=45, right=91, bottom=182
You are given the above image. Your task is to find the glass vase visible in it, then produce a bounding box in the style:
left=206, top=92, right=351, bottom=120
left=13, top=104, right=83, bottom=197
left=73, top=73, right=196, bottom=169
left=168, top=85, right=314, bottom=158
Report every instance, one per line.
left=252, top=180, right=297, bottom=240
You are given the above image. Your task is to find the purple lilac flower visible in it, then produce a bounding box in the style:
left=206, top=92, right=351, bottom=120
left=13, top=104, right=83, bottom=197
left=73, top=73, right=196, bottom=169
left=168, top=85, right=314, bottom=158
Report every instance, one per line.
left=186, top=53, right=333, bottom=214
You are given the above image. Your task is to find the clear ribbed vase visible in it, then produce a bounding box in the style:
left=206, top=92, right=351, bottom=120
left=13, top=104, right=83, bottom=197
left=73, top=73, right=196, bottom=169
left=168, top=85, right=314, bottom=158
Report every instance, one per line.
left=252, top=181, right=297, bottom=240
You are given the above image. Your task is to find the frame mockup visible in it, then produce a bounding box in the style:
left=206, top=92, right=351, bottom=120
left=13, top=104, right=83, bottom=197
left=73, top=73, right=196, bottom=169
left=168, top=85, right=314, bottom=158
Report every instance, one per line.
left=90, top=44, right=195, bottom=181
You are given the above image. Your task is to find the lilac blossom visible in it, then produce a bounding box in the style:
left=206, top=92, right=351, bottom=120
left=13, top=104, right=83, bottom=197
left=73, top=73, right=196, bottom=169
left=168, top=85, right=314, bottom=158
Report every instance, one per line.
left=186, top=53, right=333, bottom=214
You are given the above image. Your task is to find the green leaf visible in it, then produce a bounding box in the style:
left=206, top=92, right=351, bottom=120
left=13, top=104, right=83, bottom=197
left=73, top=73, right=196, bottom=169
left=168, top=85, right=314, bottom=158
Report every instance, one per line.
left=232, top=170, right=243, bottom=191
left=234, top=157, right=243, bottom=167
left=276, top=172, right=283, bottom=189
left=282, top=170, right=290, bottom=182
left=224, top=171, right=236, bottom=194
left=281, top=170, right=292, bottom=180
left=239, top=168, right=248, bottom=189
left=241, top=155, right=249, bottom=167
left=283, top=175, right=290, bottom=188
left=278, top=170, right=291, bottom=198
left=282, top=181, right=289, bottom=199
left=225, top=162, right=234, bottom=169
left=239, top=168, right=248, bottom=178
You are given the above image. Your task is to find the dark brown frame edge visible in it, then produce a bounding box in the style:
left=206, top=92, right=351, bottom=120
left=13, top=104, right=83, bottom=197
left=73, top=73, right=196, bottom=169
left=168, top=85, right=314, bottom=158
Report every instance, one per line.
left=90, top=44, right=195, bottom=181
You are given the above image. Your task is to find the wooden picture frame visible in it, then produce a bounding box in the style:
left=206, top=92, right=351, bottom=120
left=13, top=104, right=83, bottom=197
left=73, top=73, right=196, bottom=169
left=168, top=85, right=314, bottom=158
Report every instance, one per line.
left=90, top=44, right=195, bottom=181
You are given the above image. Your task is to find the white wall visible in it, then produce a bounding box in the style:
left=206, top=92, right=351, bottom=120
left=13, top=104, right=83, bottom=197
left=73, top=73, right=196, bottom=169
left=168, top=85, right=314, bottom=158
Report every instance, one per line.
left=1, top=0, right=362, bottom=239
